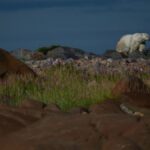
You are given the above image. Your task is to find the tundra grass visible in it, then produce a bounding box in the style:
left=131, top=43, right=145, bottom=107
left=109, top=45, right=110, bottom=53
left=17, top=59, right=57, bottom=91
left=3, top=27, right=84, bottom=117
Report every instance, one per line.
left=0, top=65, right=122, bottom=111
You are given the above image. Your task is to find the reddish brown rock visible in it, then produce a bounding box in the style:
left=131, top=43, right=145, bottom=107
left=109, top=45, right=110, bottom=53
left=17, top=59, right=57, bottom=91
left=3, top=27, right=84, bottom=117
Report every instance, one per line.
left=112, top=76, right=149, bottom=95
left=0, top=100, right=149, bottom=150
left=19, top=99, right=46, bottom=110
left=112, top=76, right=150, bottom=108
left=0, top=48, right=36, bottom=78
left=89, top=99, right=122, bottom=114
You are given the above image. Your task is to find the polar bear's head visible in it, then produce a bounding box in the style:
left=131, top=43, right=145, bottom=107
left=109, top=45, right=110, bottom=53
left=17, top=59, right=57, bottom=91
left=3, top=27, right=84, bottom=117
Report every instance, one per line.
left=141, top=33, right=150, bottom=41
left=133, top=33, right=150, bottom=43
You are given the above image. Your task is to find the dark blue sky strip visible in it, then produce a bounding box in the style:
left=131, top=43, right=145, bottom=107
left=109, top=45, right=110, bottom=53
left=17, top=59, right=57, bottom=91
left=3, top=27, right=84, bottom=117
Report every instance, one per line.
left=0, top=0, right=147, bottom=11
left=0, top=0, right=108, bottom=11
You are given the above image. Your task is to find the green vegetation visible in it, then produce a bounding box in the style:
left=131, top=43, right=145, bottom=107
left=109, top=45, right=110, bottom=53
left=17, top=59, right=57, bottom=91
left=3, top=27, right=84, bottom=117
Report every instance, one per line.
left=0, top=65, right=121, bottom=111
left=36, top=45, right=60, bottom=55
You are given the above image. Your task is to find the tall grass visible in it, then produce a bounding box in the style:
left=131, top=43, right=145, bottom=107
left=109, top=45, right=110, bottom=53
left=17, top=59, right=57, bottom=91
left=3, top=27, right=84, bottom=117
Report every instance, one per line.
left=0, top=64, right=121, bottom=111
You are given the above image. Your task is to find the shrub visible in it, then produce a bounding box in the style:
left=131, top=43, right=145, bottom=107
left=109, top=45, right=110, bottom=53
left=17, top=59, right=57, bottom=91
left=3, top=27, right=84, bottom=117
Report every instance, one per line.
left=36, top=45, right=60, bottom=55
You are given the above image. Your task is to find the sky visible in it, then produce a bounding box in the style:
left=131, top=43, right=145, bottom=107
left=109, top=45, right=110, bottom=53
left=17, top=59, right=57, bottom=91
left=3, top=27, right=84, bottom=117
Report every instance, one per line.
left=0, top=0, right=150, bottom=54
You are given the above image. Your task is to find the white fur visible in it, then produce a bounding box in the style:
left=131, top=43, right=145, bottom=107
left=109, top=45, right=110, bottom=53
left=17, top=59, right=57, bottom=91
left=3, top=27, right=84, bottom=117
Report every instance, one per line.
left=116, top=33, right=150, bottom=54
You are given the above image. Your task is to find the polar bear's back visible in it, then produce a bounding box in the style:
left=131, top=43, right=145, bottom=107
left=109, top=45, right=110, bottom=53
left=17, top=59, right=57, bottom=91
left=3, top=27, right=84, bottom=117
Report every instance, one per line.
left=116, top=34, right=132, bottom=53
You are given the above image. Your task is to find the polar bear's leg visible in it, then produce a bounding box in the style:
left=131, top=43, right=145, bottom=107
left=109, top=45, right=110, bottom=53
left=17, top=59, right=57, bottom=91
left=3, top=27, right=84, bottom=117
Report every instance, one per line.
left=116, top=41, right=128, bottom=53
left=129, top=42, right=139, bottom=53
left=139, top=44, right=145, bottom=52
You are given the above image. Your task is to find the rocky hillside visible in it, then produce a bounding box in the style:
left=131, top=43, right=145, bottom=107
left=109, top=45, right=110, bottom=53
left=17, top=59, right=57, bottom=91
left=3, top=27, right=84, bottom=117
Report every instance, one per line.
left=11, top=46, right=150, bottom=61
left=11, top=46, right=98, bottom=60
left=46, top=46, right=97, bottom=59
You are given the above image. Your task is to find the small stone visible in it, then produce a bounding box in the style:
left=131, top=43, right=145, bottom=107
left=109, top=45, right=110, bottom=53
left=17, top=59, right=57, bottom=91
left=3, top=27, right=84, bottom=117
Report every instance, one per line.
left=134, top=111, right=144, bottom=117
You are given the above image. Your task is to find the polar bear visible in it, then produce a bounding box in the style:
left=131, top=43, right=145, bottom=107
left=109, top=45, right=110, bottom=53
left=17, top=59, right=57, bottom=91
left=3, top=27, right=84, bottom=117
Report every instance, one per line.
left=116, top=33, right=150, bottom=54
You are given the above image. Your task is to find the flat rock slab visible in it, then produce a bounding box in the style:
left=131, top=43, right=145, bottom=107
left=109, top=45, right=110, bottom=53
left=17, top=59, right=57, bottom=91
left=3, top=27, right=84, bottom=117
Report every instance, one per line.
left=0, top=99, right=149, bottom=150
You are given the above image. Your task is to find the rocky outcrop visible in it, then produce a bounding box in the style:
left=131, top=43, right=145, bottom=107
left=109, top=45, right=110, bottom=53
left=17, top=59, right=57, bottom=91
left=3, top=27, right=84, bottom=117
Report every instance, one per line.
left=112, top=76, right=150, bottom=95
left=0, top=98, right=149, bottom=150
left=112, top=76, right=150, bottom=112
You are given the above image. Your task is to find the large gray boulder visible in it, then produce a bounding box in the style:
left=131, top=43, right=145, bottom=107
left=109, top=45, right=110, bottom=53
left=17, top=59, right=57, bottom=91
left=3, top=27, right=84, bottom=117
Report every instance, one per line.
left=10, top=48, right=33, bottom=60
